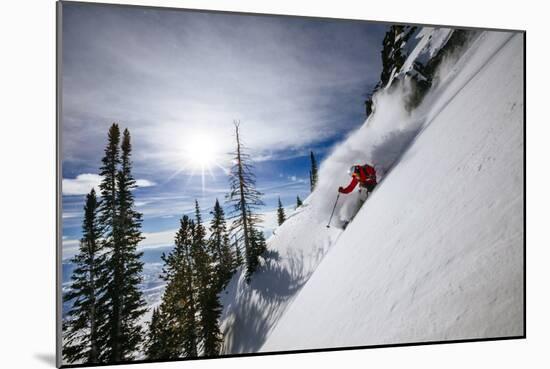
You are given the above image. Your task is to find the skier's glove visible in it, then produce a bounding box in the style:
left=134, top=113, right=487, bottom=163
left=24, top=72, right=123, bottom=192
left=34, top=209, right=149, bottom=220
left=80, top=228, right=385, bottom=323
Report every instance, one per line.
left=338, top=187, right=344, bottom=193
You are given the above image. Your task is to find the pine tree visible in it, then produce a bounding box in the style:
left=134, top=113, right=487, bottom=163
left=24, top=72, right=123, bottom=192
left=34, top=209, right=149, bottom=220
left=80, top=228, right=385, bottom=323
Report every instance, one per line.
left=144, top=216, right=190, bottom=359
left=63, top=189, right=106, bottom=364
left=181, top=268, right=198, bottom=357
left=208, top=199, right=235, bottom=289
left=247, top=212, right=267, bottom=277
left=144, top=307, right=169, bottom=360
left=309, top=151, right=318, bottom=192
left=192, top=201, right=223, bottom=356
left=277, top=197, right=286, bottom=226
left=226, top=121, right=265, bottom=282
left=96, top=123, right=120, bottom=362
left=97, top=123, right=120, bottom=264
left=232, top=234, right=243, bottom=268
left=201, top=287, right=223, bottom=357
left=174, top=216, right=199, bottom=357
left=98, top=125, right=146, bottom=363
left=296, top=195, right=303, bottom=209
left=146, top=215, right=198, bottom=359
left=112, top=128, right=147, bottom=360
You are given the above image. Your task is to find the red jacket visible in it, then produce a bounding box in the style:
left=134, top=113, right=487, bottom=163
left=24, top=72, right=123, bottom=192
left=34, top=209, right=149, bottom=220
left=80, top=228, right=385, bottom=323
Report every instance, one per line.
left=339, top=165, right=377, bottom=194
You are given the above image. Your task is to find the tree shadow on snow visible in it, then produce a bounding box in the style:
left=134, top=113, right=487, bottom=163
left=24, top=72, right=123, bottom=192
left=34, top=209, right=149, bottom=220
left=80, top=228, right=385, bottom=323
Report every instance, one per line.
left=221, top=248, right=314, bottom=354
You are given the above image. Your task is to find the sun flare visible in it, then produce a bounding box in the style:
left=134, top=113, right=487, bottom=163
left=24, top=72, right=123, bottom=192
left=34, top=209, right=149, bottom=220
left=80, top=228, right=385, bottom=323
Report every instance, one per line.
left=177, top=132, right=227, bottom=193
left=185, top=133, right=218, bottom=170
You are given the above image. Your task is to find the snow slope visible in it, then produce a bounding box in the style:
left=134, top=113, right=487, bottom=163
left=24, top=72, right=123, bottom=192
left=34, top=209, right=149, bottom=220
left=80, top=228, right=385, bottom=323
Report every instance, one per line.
left=220, top=203, right=343, bottom=353
left=219, top=29, right=523, bottom=354
left=261, top=31, right=524, bottom=351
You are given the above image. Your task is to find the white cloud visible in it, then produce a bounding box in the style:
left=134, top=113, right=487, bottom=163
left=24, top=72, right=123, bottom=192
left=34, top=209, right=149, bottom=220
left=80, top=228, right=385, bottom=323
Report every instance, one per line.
left=135, top=179, right=156, bottom=188
left=62, top=173, right=156, bottom=195
left=140, top=229, right=177, bottom=249
left=62, top=173, right=102, bottom=196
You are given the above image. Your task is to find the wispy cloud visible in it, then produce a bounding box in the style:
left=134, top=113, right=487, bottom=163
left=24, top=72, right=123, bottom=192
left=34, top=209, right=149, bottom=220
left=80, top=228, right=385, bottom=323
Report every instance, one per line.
left=62, top=239, right=80, bottom=259
left=63, top=228, right=176, bottom=259
left=60, top=4, right=386, bottom=257
left=61, top=4, right=385, bottom=177
left=62, top=212, right=81, bottom=219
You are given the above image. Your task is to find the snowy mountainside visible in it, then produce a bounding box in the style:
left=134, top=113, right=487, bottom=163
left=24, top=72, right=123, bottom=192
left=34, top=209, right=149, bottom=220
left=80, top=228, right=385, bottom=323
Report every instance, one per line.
left=387, top=27, right=455, bottom=87
left=219, top=202, right=342, bottom=353
left=219, top=28, right=523, bottom=354
left=262, top=31, right=524, bottom=350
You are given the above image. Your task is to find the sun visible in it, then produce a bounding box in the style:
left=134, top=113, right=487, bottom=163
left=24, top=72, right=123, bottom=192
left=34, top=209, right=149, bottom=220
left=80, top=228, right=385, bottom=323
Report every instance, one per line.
left=185, top=133, right=218, bottom=171
left=177, top=132, right=226, bottom=193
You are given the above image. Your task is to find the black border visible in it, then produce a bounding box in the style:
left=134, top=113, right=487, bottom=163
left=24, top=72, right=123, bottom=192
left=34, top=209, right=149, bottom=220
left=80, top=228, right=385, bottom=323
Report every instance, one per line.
left=56, top=2, right=63, bottom=367
left=56, top=1, right=527, bottom=367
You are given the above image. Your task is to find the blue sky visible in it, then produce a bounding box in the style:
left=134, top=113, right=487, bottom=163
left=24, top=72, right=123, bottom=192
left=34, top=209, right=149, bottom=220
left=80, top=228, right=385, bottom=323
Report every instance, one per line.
left=60, top=3, right=387, bottom=258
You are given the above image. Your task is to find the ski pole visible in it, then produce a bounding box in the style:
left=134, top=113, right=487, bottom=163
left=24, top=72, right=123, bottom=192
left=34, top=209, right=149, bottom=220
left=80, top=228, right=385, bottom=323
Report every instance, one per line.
left=326, top=192, right=340, bottom=228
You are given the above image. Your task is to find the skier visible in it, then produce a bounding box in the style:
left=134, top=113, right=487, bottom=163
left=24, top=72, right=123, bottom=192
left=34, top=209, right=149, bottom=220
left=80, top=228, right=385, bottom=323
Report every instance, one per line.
left=337, top=164, right=377, bottom=228
left=339, top=164, right=377, bottom=196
